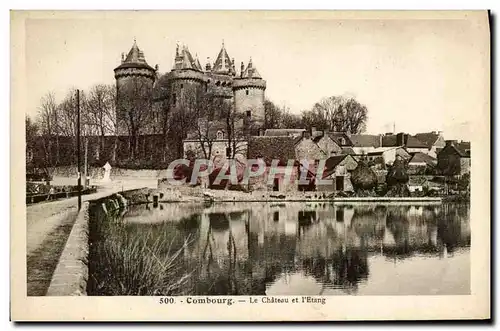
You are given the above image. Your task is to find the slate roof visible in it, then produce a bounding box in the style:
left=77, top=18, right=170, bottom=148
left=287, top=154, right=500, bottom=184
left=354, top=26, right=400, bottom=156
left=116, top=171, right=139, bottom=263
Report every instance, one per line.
left=349, top=134, right=381, bottom=148
left=381, top=134, right=428, bottom=148
left=406, top=136, right=429, bottom=148
left=414, top=132, right=440, bottom=149
left=328, top=132, right=353, bottom=146
left=322, top=155, right=358, bottom=178
left=212, top=43, right=234, bottom=75
left=409, top=152, right=437, bottom=166
left=264, top=128, right=306, bottom=137
left=241, top=58, right=262, bottom=79
left=115, top=40, right=155, bottom=71
left=341, top=147, right=356, bottom=155
left=247, top=136, right=297, bottom=166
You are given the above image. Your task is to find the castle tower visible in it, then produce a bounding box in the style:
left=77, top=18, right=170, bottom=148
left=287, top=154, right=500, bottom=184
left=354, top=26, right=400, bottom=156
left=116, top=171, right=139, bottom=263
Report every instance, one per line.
left=114, top=39, right=156, bottom=135
left=206, top=42, right=235, bottom=102
left=168, top=44, right=206, bottom=111
left=233, top=58, right=266, bottom=131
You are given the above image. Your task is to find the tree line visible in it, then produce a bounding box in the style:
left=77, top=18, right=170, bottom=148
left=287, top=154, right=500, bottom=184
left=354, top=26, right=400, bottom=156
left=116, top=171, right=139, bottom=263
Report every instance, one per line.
left=26, top=83, right=369, bottom=172
left=264, top=95, right=368, bottom=134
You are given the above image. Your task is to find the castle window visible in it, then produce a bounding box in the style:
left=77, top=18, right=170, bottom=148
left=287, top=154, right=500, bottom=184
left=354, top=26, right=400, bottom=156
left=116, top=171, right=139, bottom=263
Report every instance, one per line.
left=216, top=81, right=220, bottom=86
left=246, top=110, right=251, bottom=118
left=246, top=90, right=249, bottom=95
left=172, top=93, right=177, bottom=107
left=180, top=84, right=184, bottom=89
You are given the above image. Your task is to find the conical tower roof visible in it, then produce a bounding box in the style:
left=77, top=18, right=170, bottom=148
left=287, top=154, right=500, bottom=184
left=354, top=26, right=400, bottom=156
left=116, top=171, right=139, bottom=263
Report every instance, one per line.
left=173, top=44, right=203, bottom=71
left=241, top=58, right=262, bottom=79
left=212, top=41, right=233, bottom=75
left=115, top=39, right=154, bottom=71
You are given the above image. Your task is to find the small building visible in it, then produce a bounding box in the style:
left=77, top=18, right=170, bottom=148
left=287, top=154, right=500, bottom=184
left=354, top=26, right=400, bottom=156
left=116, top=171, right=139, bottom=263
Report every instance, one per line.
left=366, top=147, right=410, bottom=166
left=247, top=136, right=298, bottom=192
left=317, top=154, right=358, bottom=192
left=437, top=140, right=471, bottom=176
left=408, top=152, right=437, bottom=175
left=295, top=128, right=342, bottom=161
left=414, top=131, right=446, bottom=158
left=408, top=176, right=428, bottom=193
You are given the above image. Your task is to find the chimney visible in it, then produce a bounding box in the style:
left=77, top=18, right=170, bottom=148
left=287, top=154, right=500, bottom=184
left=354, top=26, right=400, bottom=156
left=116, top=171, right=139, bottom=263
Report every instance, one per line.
left=259, top=128, right=264, bottom=136
left=379, top=134, right=383, bottom=147
left=302, top=130, right=311, bottom=139
left=396, top=132, right=405, bottom=146
left=205, top=57, right=211, bottom=71
left=240, top=62, right=245, bottom=78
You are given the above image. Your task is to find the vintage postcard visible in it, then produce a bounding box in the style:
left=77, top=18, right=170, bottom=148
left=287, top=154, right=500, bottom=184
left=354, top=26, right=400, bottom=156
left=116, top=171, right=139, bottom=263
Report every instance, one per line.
left=11, top=10, right=490, bottom=321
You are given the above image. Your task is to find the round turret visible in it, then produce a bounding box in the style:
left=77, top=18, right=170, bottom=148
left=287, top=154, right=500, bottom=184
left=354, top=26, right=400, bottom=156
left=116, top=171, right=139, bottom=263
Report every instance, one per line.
left=114, top=40, right=156, bottom=135
left=233, top=59, right=266, bottom=129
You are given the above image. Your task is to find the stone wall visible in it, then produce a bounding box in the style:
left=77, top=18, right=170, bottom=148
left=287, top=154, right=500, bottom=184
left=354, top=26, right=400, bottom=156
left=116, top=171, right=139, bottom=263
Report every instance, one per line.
left=46, top=202, right=90, bottom=296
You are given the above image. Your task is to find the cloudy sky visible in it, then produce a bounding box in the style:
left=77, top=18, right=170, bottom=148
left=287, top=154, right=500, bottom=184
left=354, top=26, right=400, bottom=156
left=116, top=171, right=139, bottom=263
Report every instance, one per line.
left=20, top=11, right=489, bottom=140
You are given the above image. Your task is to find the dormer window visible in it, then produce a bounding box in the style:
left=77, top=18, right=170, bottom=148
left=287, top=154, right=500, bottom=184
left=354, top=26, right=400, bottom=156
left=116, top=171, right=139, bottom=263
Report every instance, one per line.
left=216, top=130, right=224, bottom=140
left=339, top=137, right=345, bottom=145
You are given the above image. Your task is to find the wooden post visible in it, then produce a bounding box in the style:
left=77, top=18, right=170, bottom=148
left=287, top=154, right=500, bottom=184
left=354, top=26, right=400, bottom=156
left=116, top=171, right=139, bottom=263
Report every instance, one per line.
left=76, top=89, right=82, bottom=210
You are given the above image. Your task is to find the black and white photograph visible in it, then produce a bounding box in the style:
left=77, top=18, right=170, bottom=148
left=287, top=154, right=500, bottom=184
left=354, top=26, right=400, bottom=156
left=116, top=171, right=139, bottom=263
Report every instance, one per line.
left=11, top=10, right=490, bottom=321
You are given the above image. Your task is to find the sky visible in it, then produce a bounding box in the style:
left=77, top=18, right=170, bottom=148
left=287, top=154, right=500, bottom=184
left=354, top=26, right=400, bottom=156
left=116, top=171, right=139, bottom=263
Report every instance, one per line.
left=21, top=11, right=489, bottom=140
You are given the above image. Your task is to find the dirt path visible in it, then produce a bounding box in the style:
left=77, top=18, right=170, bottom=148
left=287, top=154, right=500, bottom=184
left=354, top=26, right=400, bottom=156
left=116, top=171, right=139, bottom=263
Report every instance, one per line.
left=26, top=182, right=150, bottom=296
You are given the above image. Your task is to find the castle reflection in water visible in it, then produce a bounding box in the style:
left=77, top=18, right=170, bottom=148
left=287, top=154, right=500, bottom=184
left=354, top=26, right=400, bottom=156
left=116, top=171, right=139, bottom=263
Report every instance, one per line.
left=123, top=202, right=470, bottom=296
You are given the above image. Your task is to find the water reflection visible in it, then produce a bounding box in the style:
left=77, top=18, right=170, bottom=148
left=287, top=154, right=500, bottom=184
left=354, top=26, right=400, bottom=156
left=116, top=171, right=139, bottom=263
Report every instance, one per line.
left=122, top=202, right=470, bottom=295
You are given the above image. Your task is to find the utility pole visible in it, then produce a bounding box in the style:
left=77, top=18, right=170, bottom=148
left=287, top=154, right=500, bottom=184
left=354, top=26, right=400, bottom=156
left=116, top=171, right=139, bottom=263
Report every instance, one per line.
left=76, top=89, right=82, bottom=210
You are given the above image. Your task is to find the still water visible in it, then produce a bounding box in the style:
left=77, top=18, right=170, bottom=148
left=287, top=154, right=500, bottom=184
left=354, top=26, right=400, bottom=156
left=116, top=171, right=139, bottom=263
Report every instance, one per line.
left=122, top=202, right=470, bottom=295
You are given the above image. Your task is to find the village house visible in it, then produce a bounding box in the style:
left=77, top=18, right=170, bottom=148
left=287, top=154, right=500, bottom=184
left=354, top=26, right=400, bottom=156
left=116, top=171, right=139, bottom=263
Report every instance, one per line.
left=414, top=131, right=446, bottom=158
left=407, top=152, right=437, bottom=175
left=317, top=154, right=358, bottom=192
left=183, top=124, right=248, bottom=163
left=366, top=146, right=411, bottom=166
left=294, top=128, right=342, bottom=161
left=246, top=136, right=299, bottom=192
left=437, top=140, right=471, bottom=176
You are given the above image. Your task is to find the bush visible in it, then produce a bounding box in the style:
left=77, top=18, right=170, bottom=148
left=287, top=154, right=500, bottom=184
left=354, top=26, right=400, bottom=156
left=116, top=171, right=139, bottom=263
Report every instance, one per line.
left=351, top=161, right=378, bottom=192
left=88, top=198, right=192, bottom=296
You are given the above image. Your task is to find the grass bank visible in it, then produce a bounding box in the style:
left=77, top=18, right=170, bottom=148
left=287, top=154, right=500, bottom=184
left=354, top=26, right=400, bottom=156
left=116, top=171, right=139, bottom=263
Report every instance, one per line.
left=86, top=194, right=192, bottom=296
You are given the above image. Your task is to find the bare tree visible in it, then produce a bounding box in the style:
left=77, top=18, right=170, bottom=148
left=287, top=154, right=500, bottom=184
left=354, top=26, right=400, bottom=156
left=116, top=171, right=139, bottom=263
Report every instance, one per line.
left=117, top=79, right=153, bottom=158
left=264, top=99, right=282, bottom=129
left=36, top=92, right=60, bottom=175
left=86, top=84, right=117, bottom=160
left=305, top=95, right=368, bottom=133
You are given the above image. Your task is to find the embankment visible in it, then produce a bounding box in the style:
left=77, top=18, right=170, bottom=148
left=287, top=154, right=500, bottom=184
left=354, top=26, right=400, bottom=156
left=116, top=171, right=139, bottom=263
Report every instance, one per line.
left=45, top=194, right=126, bottom=296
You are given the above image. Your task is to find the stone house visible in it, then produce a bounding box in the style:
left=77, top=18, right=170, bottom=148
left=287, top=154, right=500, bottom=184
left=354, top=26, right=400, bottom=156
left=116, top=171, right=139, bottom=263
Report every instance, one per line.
left=294, top=128, right=342, bottom=161
left=316, top=155, right=358, bottom=192
left=407, top=152, right=437, bottom=175
left=183, top=122, right=248, bottom=163
left=366, top=147, right=410, bottom=166
left=414, top=131, right=446, bottom=158
left=246, top=136, right=299, bottom=192
left=437, top=140, right=471, bottom=176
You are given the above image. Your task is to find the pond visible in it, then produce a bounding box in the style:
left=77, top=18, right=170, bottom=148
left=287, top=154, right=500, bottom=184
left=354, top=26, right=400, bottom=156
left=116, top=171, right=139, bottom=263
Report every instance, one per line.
left=88, top=201, right=470, bottom=296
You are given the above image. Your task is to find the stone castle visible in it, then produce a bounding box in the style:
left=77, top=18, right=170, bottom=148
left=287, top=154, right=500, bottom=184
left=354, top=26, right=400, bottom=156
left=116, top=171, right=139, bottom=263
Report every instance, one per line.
left=114, top=40, right=267, bottom=136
